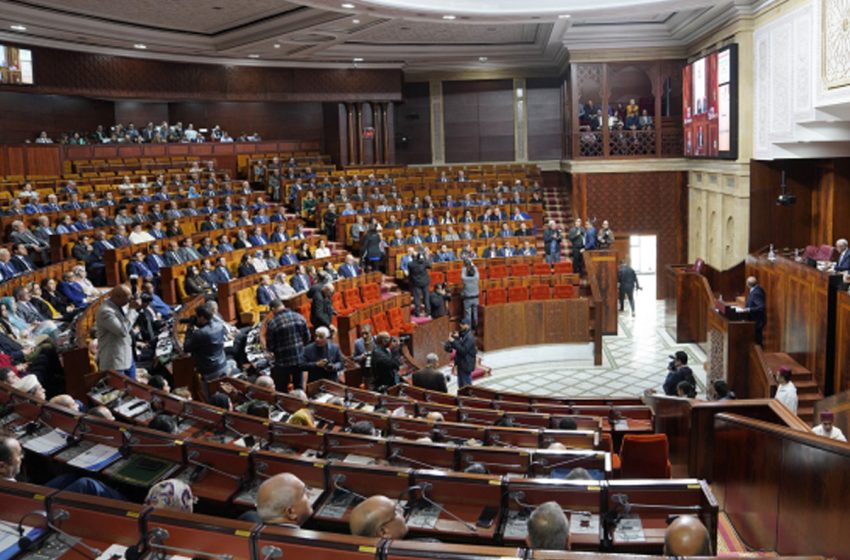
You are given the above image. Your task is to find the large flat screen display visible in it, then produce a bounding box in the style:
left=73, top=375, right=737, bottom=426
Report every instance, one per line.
left=0, top=44, right=33, bottom=85
left=683, top=44, right=737, bottom=159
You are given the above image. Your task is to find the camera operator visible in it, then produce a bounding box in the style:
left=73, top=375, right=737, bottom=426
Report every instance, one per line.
left=407, top=249, right=432, bottom=317
left=302, top=326, right=344, bottom=384
left=445, top=318, right=477, bottom=388
left=370, top=331, right=402, bottom=392
left=543, top=220, right=563, bottom=264
left=662, top=351, right=695, bottom=396
left=183, top=303, right=236, bottom=398
left=460, top=259, right=480, bottom=328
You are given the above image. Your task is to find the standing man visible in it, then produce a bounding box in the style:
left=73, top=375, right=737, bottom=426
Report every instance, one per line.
left=461, top=259, right=480, bottom=328
left=301, top=326, right=344, bottom=384
left=96, top=285, right=140, bottom=379
left=266, top=300, right=310, bottom=391
left=834, top=238, right=850, bottom=272
left=182, top=303, right=233, bottom=396
left=774, top=366, right=798, bottom=415
left=744, top=276, right=766, bottom=346
left=567, top=218, right=586, bottom=275
left=308, top=282, right=335, bottom=331
left=543, top=221, right=562, bottom=264
left=370, top=332, right=402, bottom=391
left=584, top=218, right=598, bottom=251
left=617, top=258, right=641, bottom=317
left=447, top=318, right=477, bottom=389
left=407, top=250, right=432, bottom=317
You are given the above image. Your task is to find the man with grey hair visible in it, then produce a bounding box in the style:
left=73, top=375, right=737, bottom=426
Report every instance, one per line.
left=253, top=473, right=314, bottom=526
left=835, top=238, right=850, bottom=272
left=526, top=501, right=570, bottom=550
left=410, top=352, right=448, bottom=393
left=302, top=326, right=344, bottom=383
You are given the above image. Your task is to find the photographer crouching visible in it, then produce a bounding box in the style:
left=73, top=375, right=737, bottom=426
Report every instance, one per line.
left=445, top=318, right=477, bottom=389
left=182, top=303, right=238, bottom=398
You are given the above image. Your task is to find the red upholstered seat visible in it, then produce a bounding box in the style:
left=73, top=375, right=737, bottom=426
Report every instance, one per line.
left=599, top=433, right=621, bottom=473
left=510, top=263, right=530, bottom=277
left=530, top=284, right=550, bottom=301
left=817, top=244, right=836, bottom=261
left=553, top=284, right=575, bottom=299
left=429, top=271, right=445, bottom=286
left=533, top=262, right=552, bottom=275
left=508, top=286, right=528, bottom=302
left=344, top=287, right=365, bottom=309
left=446, top=268, right=462, bottom=286
left=361, top=282, right=381, bottom=304
left=486, top=287, right=507, bottom=305
left=619, top=434, right=671, bottom=479
left=371, top=311, right=398, bottom=337
left=332, top=292, right=353, bottom=316
left=388, top=306, right=415, bottom=334
left=553, top=261, right=573, bottom=274
left=692, top=257, right=705, bottom=273
left=298, top=302, right=312, bottom=329
left=489, top=265, right=508, bottom=279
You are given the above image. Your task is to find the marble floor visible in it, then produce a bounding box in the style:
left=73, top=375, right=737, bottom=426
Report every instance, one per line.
left=446, top=274, right=708, bottom=398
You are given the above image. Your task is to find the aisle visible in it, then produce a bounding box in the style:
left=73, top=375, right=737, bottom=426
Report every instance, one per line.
left=448, top=274, right=708, bottom=397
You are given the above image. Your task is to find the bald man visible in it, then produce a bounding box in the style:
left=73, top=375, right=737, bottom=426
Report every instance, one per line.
left=526, top=501, right=570, bottom=550
left=255, top=473, right=313, bottom=526
left=663, top=515, right=712, bottom=555
left=48, top=394, right=80, bottom=411
left=349, top=495, right=408, bottom=540
left=95, top=284, right=140, bottom=378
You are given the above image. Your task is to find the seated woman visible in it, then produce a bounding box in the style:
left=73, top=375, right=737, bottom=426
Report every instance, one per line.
left=145, top=479, right=195, bottom=513
left=0, top=296, right=58, bottom=340
left=271, top=272, right=296, bottom=300
left=296, top=241, right=313, bottom=262
left=440, top=210, right=456, bottom=225
left=72, top=266, right=100, bottom=300
left=184, top=265, right=213, bottom=296
left=314, top=239, right=331, bottom=259
left=301, top=190, right=318, bottom=219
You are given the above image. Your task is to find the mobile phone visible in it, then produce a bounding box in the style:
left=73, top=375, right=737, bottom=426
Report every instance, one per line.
left=476, top=505, right=498, bottom=528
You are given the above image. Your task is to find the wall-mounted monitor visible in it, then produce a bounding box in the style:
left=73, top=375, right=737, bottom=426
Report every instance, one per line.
left=0, top=44, right=33, bottom=85
left=682, top=44, right=737, bottom=159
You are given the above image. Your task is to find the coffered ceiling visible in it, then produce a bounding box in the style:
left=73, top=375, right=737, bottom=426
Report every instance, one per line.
left=0, top=0, right=764, bottom=73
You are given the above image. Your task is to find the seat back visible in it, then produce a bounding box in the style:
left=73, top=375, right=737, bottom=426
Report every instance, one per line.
left=446, top=268, right=462, bottom=286
left=361, top=282, right=381, bottom=303
left=817, top=244, right=836, bottom=261
left=489, top=264, right=508, bottom=279
left=298, top=302, right=312, bottom=328
left=429, top=271, right=445, bottom=286
left=533, top=262, right=552, bottom=276
left=344, top=287, right=364, bottom=308
left=510, top=263, right=530, bottom=277
left=486, top=287, right=507, bottom=305
left=553, top=261, right=573, bottom=274
left=553, top=284, right=575, bottom=299
left=530, top=284, right=550, bottom=301
left=508, top=286, right=528, bottom=302
left=619, top=434, right=671, bottom=479
left=371, top=311, right=392, bottom=334
left=692, top=257, right=705, bottom=273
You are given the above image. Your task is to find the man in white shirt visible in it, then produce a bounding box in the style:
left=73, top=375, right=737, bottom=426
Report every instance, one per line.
left=774, top=366, right=798, bottom=415
left=812, top=410, right=847, bottom=442
left=128, top=223, right=155, bottom=244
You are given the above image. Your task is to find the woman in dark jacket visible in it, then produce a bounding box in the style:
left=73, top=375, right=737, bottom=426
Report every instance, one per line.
left=359, top=226, right=384, bottom=272
left=184, top=265, right=212, bottom=296
left=296, top=241, right=313, bottom=262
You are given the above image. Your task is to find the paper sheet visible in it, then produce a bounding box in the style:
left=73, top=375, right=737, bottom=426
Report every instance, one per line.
left=614, top=514, right=645, bottom=542
left=0, top=524, right=43, bottom=560
left=22, top=428, right=68, bottom=455
left=66, top=443, right=122, bottom=471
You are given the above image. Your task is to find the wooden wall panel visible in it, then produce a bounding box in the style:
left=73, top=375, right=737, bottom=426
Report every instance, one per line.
left=572, top=171, right=687, bottom=298
left=443, top=80, right=514, bottom=163
left=113, top=101, right=169, bottom=127
left=0, top=91, right=114, bottom=144
left=527, top=78, right=563, bottom=161
left=835, top=291, right=850, bottom=392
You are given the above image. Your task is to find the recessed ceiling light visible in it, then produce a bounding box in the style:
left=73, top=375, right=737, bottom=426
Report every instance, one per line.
left=10, top=24, right=26, bottom=31
left=558, top=14, right=571, bottom=19
left=133, top=43, right=147, bottom=49
left=273, top=43, right=281, bottom=48
left=341, top=3, right=355, bottom=8
left=442, top=14, right=456, bottom=20
left=478, top=56, right=488, bottom=62
left=353, top=57, right=364, bottom=62
left=248, top=54, right=260, bottom=58
left=352, top=19, right=360, bottom=24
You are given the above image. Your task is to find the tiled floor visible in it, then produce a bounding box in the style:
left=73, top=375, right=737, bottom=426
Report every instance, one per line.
left=447, top=274, right=708, bottom=398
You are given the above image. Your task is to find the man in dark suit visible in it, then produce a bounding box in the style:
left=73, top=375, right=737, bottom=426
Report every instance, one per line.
left=446, top=318, right=477, bottom=388
left=145, top=245, right=167, bottom=277
left=212, top=257, right=232, bottom=283
left=370, top=332, right=402, bottom=391
left=308, top=282, right=335, bottom=330
left=617, top=259, right=641, bottom=317
left=835, top=239, right=850, bottom=272
left=407, top=251, right=431, bottom=317
left=126, top=252, right=155, bottom=281
left=10, top=245, right=36, bottom=274
left=290, top=266, right=311, bottom=293
left=257, top=275, right=275, bottom=306
left=744, top=276, right=766, bottom=346
left=338, top=255, right=360, bottom=279
left=302, top=326, right=344, bottom=383
left=411, top=353, right=448, bottom=393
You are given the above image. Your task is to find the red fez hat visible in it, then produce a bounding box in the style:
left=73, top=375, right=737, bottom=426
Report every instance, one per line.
left=821, top=410, right=834, bottom=421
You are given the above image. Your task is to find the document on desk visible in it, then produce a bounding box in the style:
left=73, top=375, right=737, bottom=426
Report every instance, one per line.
left=114, top=397, right=150, bottom=418
left=316, top=490, right=359, bottom=519
left=0, top=524, right=44, bottom=560
left=613, top=419, right=630, bottom=430
left=407, top=504, right=441, bottom=529
left=614, top=514, right=645, bottom=542
left=343, top=454, right=377, bottom=465
left=502, top=511, right=529, bottom=539
left=313, top=393, right=334, bottom=404
left=22, top=428, right=69, bottom=456
left=66, top=443, right=122, bottom=471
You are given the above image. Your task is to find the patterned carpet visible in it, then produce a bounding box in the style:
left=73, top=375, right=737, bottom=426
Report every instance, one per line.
left=447, top=274, right=708, bottom=397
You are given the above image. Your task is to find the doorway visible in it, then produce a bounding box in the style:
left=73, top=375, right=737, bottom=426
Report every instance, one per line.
left=629, top=235, right=657, bottom=273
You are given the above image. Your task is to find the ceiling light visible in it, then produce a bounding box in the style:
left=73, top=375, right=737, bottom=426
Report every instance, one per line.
left=478, top=56, right=488, bottom=62
left=558, top=14, right=571, bottom=19
left=133, top=43, right=147, bottom=49
left=341, top=3, right=355, bottom=8
left=353, top=57, right=364, bottom=62
left=352, top=19, right=360, bottom=24
left=442, top=14, right=456, bottom=20
left=248, top=54, right=260, bottom=58
left=274, top=43, right=281, bottom=48
left=10, top=24, right=26, bottom=31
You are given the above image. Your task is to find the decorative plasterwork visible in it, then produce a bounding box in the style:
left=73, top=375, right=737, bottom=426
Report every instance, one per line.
left=822, top=0, right=850, bottom=88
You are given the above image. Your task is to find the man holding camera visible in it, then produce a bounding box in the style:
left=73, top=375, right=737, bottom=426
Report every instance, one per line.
left=543, top=220, right=563, bottom=264
left=446, top=318, right=477, bottom=388
left=183, top=303, right=235, bottom=396
left=461, top=259, right=480, bottom=328
left=302, top=326, right=344, bottom=384
left=370, top=331, right=402, bottom=391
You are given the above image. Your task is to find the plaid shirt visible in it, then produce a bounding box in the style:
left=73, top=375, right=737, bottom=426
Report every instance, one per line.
left=266, top=308, right=310, bottom=367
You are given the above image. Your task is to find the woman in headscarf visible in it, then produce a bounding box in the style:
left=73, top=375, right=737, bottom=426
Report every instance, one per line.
left=144, top=479, right=195, bottom=513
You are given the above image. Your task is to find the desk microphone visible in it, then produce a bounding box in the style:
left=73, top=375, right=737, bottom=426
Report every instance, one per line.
left=388, top=448, right=441, bottom=471
left=120, top=431, right=181, bottom=457
left=411, top=481, right=478, bottom=533
left=531, top=453, right=595, bottom=471
left=187, top=450, right=243, bottom=482
left=327, top=438, right=376, bottom=452
left=462, top=454, right=523, bottom=471
left=260, top=544, right=283, bottom=560
left=18, top=509, right=102, bottom=558
left=331, top=474, right=367, bottom=501
left=136, top=527, right=234, bottom=560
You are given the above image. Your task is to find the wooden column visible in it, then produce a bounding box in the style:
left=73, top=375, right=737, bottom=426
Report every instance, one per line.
left=346, top=103, right=357, bottom=165
left=356, top=103, right=364, bottom=165
left=373, top=103, right=383, bottom=164
left=385, top=102, right=396, bottom=164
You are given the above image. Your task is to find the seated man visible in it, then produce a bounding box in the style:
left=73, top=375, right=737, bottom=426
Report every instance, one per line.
left=242, top=473, right=314, bottom=525
left=349, top=495, right=408, bottom=540
left=527, top=501, right=570, bottom=550
left=411, top=353, right=448, bottom=393
left=663, top=515, right=712, bottom=556
left=812, top=410, right=846, bottom=442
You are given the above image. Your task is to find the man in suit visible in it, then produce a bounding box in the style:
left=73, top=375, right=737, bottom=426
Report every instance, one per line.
left=308, top=282, right=335, bottom=331
left=567, top=218, right=586, bottom=276
left=370, top=332, right=402, bottom=390
left=302, top=326, right=344, bottom=383
left=96, top=285, right=140, bottom=378
left=58, top=270, right=87, bottom=308
left=279, top=246, right=299, bottom=266
left=127, top=252, right=155, bottom=282
left=835, top=239, right=850, bottom=272
left=212, top=256, right=232, bottom=283
left=10, top=245, right=36, bottom=274
left=145, top=245, right=167, bottom=277
left=617, top=259, right=641, bottom=317
left=257, top=275, right=275, bottom=306
left=218, top=235, right=235, bottom=253
left=744, top=276, right=766, bottom=346
left=498, top=242, right=516, bottom=258
left=92, top=208, right=113, bottom=228
left=338, top=255, right=361, bottom=279
left=446, top=318, right=477, bottom=389
left=10, top=221, right=48, bottom=263
left=111, top=225, right=130, bottom=248
left=407, top=251, right=431, bottom=317
left=411, top=353, right=448, bottom=393
left=163, top=241, right=184, bottom=266
left=0, top=249, right=19, bottom=280
left=248, top=227, right=269, bottom=246
left=543, top=220, right=562, bottom=264
left=290, top=265, right=311, bottom=293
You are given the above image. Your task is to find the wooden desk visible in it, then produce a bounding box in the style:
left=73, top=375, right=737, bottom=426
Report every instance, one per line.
left=479, top=299, right=592, bottom=351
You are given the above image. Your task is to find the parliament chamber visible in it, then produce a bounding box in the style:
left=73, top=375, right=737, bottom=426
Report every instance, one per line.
left=0, top=0, right=849, bottom=558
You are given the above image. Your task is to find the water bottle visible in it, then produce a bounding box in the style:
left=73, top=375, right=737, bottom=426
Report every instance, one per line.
left=767, top=244, right=776, bottom=262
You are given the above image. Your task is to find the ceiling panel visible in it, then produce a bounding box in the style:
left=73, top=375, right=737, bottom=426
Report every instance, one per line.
left=351, top=21, right=538, bottom=44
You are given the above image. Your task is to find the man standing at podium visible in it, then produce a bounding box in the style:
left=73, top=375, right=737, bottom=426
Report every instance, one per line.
left=743, top=276, right=766, bottom=346
left=835, top=239, right=850, bottom=272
